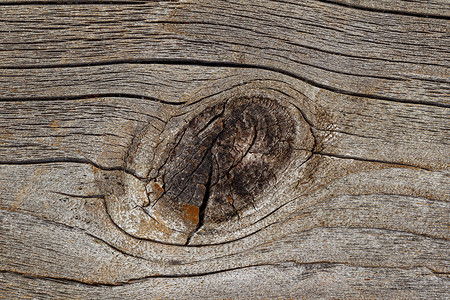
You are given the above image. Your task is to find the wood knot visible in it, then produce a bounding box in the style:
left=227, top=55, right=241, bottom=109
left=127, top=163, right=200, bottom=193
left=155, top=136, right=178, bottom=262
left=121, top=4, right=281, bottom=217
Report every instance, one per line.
left=99, top=95, right=315, bottom=245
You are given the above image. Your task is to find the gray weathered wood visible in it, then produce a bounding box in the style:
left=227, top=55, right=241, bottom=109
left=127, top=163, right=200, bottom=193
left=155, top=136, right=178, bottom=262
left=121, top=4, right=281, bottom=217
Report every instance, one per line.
left=1, top=1, right=449, bottom=105
left=1, top=0, right=449, bottom=298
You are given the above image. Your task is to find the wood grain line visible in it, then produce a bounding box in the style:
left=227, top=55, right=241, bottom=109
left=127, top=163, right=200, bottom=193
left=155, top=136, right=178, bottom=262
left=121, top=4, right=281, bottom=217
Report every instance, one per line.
left=0, top=0, right=448, bottom=19
left=295, top=0, right=450, bottom=19
left=4, top=259, right=447, bottom=288
left=0, top=93, right=186, bottom=105
left=1, top=60, right=449, bottom=108
left=0, top=157, right=142, bottom=179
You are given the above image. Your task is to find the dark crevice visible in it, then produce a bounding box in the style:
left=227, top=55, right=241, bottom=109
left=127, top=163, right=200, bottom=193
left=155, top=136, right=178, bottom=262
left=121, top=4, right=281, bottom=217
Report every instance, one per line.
left=1, top=59, right=448, bottom=108
left=0, top=157, right=145, bottom=181
left=147, top=102, right=227, bottom=234
left=185, top=164, right=212, bottom=245
left=233, top=0, right=450, bottom=21
left=50, top=191, right=105, bottom=199
left=83, top=231, right=151, bottom=262
left=0, top=93, right=185, bottom=106
left=311, top=0, right=450, bottom=20
left=428, top=269, right=450, bottom=275
left=156, top=130, right=219, bottom=204
left=313, top=151, right=434, bottom=171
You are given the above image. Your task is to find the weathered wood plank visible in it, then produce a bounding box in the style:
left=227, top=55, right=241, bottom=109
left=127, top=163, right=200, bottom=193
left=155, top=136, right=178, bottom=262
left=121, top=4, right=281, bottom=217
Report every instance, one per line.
left=1, top=0, right=449, bottom=298
left=0, top=1, right=448, bottom=105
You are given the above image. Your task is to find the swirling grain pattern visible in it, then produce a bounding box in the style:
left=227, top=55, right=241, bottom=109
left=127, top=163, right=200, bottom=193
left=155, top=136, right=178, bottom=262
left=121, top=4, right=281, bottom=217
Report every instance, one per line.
left=0, top=0, right=449, bottom=298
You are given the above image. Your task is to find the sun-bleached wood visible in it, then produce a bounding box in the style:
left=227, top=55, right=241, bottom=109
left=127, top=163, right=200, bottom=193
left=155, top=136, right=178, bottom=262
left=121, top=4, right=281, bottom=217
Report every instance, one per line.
left=0, top=0, right=449, bottom=298
left=1, top=1, right=449, bottom=105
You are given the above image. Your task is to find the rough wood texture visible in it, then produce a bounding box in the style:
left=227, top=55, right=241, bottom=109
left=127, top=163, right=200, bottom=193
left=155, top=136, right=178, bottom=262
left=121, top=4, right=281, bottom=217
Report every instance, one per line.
left=1, top=0, right=449, bottom=299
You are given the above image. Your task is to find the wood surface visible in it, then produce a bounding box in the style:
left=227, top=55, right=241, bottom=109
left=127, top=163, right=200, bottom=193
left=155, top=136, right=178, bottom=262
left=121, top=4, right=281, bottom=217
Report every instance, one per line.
left=0, top=0, right=449, bottom=298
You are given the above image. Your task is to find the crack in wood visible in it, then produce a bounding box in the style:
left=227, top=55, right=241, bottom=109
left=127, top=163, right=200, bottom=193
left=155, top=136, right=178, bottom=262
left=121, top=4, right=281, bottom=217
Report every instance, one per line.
left=3, top=261, right=446, bottom=288
left=1, top=1, right=449, bottom=296
left=1, top=59, right=448, bottom=108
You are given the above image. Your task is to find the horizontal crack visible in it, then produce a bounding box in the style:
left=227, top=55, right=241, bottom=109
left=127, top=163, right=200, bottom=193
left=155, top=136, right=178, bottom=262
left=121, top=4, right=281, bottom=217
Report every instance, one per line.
left=2, top=261, right=443, bottom=288
left=313, top=0, right=450, bottom=19
left=0, top=59, right=448, bottom=109
left=0, top=263, right=301, bottom=286
left=0, top=157, right=145, bottom=181
left=0, top=93, right=185, bottom=106
left=50, top=191, right=106, bottom=199
left=313, top=152, right=434, bottom=171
